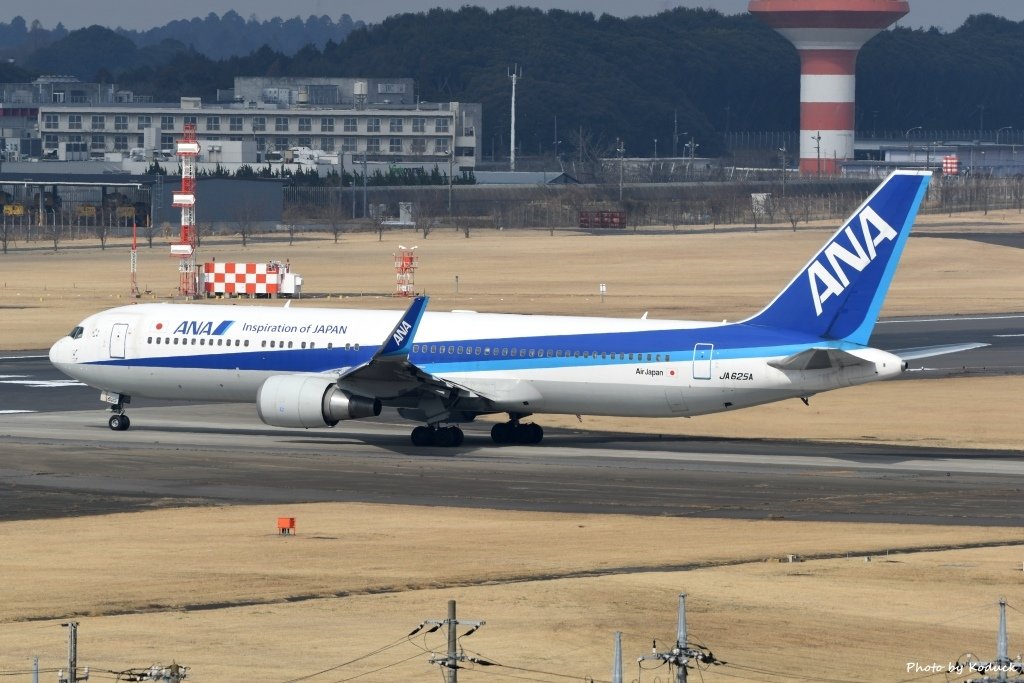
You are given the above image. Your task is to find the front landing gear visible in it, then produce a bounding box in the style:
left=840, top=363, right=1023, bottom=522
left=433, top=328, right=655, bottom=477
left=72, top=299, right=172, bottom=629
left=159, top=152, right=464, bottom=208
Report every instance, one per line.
left=490, top=420, right=543, bottom=445
left=410, top=424, right=465, bottom=447
left=101, top=391, right=132, bottom=431
left=108, top=413, right=131, bottom=431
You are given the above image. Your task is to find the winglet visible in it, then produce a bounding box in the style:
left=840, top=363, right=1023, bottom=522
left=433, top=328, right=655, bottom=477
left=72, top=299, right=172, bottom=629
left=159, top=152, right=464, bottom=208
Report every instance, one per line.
left=378, top=295, right=428, bottom=358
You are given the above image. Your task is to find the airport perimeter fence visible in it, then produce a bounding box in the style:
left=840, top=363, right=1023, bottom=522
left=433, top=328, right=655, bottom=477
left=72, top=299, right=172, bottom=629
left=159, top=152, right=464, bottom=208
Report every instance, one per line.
left=282, top=175, right=1024, bottom=232
left=3, top=176, right=1021, bottom=253
left=283, top=180, right=883, bottom=233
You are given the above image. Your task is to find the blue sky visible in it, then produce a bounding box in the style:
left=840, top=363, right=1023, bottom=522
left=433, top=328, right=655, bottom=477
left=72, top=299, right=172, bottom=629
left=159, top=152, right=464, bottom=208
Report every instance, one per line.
left=11, top=1, right=1023, bottom=32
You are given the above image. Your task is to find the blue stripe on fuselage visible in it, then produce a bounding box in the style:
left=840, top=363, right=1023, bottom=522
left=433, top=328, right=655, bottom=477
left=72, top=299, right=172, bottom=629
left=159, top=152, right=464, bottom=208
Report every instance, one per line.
left=84, top=323, right=848, bottom=374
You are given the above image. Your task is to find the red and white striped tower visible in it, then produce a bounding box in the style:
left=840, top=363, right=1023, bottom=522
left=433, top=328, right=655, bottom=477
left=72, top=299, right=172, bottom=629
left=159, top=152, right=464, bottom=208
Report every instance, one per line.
left=749, top=0, right=909, bottom=175
left=171, top=123, right=200, bottom=297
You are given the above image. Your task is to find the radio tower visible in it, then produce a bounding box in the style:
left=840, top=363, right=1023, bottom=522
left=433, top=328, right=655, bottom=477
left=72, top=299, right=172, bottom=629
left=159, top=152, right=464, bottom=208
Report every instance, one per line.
left=749, top=0, right=909, bottom=175
left=171, top=123, right=200, bottom=297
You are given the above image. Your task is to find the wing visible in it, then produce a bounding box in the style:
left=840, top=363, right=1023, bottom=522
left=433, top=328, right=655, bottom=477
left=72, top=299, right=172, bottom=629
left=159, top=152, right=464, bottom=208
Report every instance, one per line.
left=331, top=296, right=486, bottom=421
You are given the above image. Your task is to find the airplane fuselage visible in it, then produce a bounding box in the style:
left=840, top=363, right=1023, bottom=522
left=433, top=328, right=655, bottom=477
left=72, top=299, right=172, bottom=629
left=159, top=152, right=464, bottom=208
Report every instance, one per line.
left=50, top=302, right=902, bottom=420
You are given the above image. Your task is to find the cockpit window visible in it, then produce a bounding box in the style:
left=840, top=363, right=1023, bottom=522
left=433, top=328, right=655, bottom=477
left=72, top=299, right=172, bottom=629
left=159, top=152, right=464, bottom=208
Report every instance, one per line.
left=69, top=326, right=84, bottom=340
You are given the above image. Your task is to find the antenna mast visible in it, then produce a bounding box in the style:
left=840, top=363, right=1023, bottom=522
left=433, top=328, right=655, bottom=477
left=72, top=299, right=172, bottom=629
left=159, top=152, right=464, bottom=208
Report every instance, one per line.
left=508, top=64, right=521, bottom=171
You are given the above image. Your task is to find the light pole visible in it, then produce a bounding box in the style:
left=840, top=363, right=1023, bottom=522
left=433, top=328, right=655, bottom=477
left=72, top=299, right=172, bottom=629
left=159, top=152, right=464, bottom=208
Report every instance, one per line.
left=448, top=148, right=454, bottom=217
left=905, top=126, right=922, bottom=161
left=617, top=139, right=625, bottom=203
left=811, top=131, right=822, bottom=177
left=653, top=138, right=658, bottom=159
left=778, top=146, right=787, bottom=196
left=997, top=125, right=1012, bottom=145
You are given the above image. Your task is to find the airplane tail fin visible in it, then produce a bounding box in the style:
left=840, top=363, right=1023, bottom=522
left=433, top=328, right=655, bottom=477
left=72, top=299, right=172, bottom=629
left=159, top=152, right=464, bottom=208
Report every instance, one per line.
left=742, top=170, right=931, bottom=345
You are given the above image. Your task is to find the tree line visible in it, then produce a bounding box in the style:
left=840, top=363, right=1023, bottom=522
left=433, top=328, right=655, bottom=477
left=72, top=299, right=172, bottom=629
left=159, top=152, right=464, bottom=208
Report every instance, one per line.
left=3, top=8, right=1024, bottom=159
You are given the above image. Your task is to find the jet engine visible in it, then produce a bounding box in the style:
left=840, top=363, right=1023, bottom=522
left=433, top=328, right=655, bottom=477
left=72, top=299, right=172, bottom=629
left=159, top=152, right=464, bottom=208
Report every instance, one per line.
left=256, top=375, right=381, bottom=429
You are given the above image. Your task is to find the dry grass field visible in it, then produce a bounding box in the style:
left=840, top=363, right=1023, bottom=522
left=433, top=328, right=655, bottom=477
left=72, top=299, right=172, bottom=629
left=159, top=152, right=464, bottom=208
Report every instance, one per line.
left=0, top=210, right=1022, bottom=681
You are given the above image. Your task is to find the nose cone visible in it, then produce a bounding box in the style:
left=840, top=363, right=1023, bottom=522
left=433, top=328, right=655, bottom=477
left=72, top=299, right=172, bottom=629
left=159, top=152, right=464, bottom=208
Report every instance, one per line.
left=49, top=336, right=72, bottom=371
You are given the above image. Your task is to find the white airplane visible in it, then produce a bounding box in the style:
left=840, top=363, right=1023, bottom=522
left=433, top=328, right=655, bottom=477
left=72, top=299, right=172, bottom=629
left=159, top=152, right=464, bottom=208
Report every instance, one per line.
left=50, top=170, right=982, bottom=447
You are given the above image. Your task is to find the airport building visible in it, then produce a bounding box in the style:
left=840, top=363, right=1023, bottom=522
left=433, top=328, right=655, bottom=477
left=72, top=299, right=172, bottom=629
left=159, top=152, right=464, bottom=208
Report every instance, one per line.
left=2, top=76, right=482, bottom=171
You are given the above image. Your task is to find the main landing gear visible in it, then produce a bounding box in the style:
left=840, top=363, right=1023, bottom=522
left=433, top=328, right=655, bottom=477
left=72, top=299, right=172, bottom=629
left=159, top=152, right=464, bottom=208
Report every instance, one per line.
left=490, top=419, right=543, bottom=445
left=410, top=424, right=464, bottom=447
left=102, top=391, right=132, bottom=431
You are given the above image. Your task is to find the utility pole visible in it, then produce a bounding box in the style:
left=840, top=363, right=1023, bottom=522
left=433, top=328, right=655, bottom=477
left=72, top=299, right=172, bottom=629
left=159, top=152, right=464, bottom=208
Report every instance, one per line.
left=361, top=151, right=368, bottom=220
left=508, top=64, right=522, bottom=171
left=779, top=146, right=787, bottom=196
left=617, top=139, right=625, bottom=203
left=612, top=631, right=623, bottom=683
left=812, top=131, right=822, bottom=177
left=414, top=599, right=486, bottom=683
left=59, top=622, right=88, bottom=683
left=673, top=110, right=679, bottom=157
left=638, top=594, right=719, bottom=683
left=954, top=598, right=1024, bottom=683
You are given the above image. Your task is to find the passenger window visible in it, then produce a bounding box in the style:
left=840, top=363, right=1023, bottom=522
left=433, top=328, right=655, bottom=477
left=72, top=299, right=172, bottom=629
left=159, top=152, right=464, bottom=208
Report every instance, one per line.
left=327, top=343, right=333, bottom=349
left=354, top=344, right=360, bottom=351
left=413, top=344, right=419, bottom=353
left=430, top=345, right=436, bottom=353
left=457, top=346, right=464, bottom=354
left=154, top=337, right=160, bottom=345
left=270, top=341, right=276, bottom=348
left=147, top=336, right=152, bottom=344
left=301, top=342, right=307, bottom=349
left=528, top=349, right=535, bottom=358
left=448, top=345, right=455, bottom=354
left=647, top=353, right=652, bottom=361
left=656, top=354, right=661, bottom=361
left=243, top=340, right=248, bottom=347
left=310, top=342, right=315, bottom=349
left=665, top=354, right=670, bottom=361
left=556, top=350, right=563, bottom=357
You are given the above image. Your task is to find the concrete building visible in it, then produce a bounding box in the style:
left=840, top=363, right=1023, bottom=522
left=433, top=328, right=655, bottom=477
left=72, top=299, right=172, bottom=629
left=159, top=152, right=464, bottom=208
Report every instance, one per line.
left=3, top=76, right=480, bottom=171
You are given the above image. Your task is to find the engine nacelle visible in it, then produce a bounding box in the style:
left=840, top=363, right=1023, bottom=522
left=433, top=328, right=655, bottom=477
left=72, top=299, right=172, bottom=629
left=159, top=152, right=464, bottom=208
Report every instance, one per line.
left=256, top=375, right=381, bottom=429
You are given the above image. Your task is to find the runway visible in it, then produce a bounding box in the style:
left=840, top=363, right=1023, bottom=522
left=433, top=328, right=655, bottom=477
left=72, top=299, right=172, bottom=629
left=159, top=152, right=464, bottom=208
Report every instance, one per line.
left=1, top=313, right=1021, bottom=526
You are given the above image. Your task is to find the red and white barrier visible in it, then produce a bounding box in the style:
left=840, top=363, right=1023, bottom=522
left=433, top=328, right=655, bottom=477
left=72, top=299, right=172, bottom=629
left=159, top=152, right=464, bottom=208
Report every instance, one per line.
left=203, top=262, right=282, bottom=296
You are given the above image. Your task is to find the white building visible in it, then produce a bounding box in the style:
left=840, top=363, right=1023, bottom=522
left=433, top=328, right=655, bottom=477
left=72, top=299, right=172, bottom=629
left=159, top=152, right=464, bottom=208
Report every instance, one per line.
left=28, top=77, right=481, bottom=171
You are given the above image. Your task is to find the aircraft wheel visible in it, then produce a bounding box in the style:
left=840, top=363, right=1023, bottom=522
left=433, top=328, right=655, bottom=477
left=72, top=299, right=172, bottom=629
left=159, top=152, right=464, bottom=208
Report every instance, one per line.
left=512, top=423, right=543, bottom=444
left=449, top=426, right=465, bottom=447
left=434, top=427, right=457, bottom=447
left=411, top=425, right=434, bottom=447
left=108, top=414, right=130, bottom=431
left=491, top=423, right=512, bottom=444
left=527, top=423, right=543, bottom=444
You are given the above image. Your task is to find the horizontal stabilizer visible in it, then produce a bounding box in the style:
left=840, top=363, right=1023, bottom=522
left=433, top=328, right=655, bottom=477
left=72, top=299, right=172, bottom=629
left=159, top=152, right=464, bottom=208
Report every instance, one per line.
left=768, top=347, right=872, bottom=372
left=890, top=342, right=989, bottom=361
